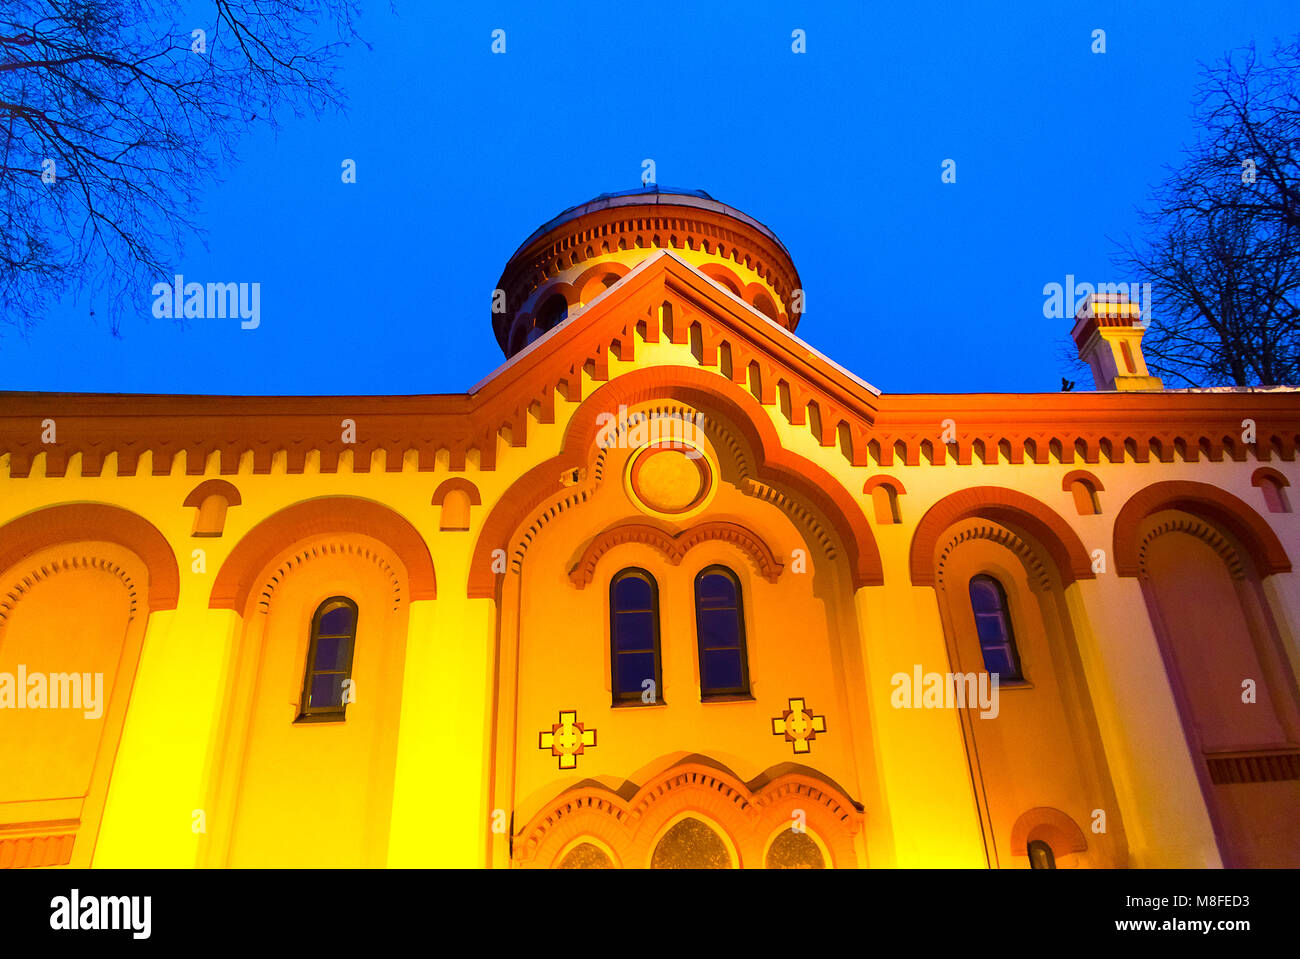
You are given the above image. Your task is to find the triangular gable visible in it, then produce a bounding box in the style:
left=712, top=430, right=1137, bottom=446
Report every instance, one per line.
left=468, top=250, right=883, bottom=446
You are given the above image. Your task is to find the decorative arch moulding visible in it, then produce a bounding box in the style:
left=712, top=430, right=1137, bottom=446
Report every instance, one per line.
left=1252, top=466, right=1291, bottom=488
left=1060, top=469, right=1104, bottom=492
left=209, top=497, right=436, bottom=612
left=467, top=366, right=884, bottom=599
left=431, top=477, right=482, bottom=507
left=909, top=486, right=1094, bottom=588
left=1112, top=480, right=1291, bottom=579
left=511, top=759, right=863, bottom=868
left=0, top=504, right=179, bottom=612
left=862, top=475, right=907, bottom=495
left=568, top=521, right=783, bottom=588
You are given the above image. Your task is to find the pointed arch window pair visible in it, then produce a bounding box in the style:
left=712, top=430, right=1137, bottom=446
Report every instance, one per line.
left=609, top=566, right=750, bottom=704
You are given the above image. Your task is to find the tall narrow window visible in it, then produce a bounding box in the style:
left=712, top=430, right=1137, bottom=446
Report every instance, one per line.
left=695, top=566, right=750, bottom=698
left=968, top=574, right=1023, bottom=681
left=610, top=569, right=662, bottom=704
left=1259, top=475, right=1291, bottom=513
left=297, top=597, right=358, bottom=722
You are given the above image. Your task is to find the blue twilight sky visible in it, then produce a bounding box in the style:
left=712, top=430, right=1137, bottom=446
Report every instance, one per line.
left=3, top=0, right=1296, bottom=396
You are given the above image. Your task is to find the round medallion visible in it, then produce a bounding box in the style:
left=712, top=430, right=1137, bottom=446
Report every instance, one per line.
left=628, top=444, right=713, bottom=515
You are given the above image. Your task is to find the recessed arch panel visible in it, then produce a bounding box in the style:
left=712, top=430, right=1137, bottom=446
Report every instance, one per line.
left=1114, top=481, right=1290, bottom=579
left=0, top=503, right=179, bottom=611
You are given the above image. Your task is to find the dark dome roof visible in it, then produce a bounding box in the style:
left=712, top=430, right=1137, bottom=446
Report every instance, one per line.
left=508, top=185, right=792, bottom=264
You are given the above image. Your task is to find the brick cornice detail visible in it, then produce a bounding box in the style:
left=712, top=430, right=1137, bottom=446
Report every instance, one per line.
left=493, top=203, right=803, bottom=349
left=568, top=521, right=783, bottom=588
left=4, top=258, right=1298, bottom=482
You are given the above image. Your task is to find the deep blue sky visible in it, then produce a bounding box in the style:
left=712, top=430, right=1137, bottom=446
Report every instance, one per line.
left=5, top=1, right=1297, bottom=396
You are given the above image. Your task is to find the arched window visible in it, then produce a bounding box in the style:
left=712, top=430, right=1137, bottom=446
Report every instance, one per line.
left=1028, top=839, right=1056, bottom=869
left=1257, top=475, right=1292, bottom=514
left=651, top=817, right=732, bottom=868
left=968, top=574, right=1023, bottom=681
left=1069, top=479, right=1101, bottom=515
left=535, top=293, right=569, bottom=333
left=557, top=841, right=614, bottom=869
left=439, top=489, right=472, bottom=531
left=766, top=829, right=826, bottom=868
left=871, top=484, right=901, bottom=524
left=610, top=569, right=662, bottom=705
left=694, top=566, right=750, bottom=698
left=297, top=597, right=358, bottom=722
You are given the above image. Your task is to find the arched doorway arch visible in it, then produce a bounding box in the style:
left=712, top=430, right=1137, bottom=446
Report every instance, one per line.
left=0, top=503, right=178, bottom=867
left=1117, top=483, right=1300, bottom=867
left=912, top=492, right=1127, bottom=868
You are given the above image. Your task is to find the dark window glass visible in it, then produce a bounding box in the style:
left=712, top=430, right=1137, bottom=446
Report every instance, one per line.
left=536, top=294, right=569, bottom=332
left=1028, top=839, right=1056, bottom=869
left=969, top=575, right=1022, bottom=681
left=610, top=569, right=661, bottom=704
left=297, top=597, right=358, bottom=722
left=695, top=566, right=750, bottom=697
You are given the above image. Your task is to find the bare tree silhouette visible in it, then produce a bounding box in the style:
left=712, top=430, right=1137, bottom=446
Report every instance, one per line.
left=1, top=0, right=368, bottom=334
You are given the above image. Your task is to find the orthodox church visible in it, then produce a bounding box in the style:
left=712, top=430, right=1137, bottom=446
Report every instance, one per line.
left=1, top=188, right=1298, bottom=869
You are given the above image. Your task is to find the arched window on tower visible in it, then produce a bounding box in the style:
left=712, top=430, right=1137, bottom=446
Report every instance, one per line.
left=610, top=569, right=662, bottom=705
left=535, top=293, right=569, bottom=333
left=694, top=566, right=750, bottom=698
left=969, top=574, right=1023, bottom=681
left=297, top=597, right=359, bottom=722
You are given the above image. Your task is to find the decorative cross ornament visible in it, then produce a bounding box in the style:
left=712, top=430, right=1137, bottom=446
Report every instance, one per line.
left=772, top=697, right=826, bottom=754
left=539, top=709, right=597, bottom=769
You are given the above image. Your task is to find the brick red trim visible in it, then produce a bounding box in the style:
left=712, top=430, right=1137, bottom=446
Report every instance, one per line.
left=0, top=503, right=179, bottom=611
left=1010, top=806, right=1088, bottom=856
left=493, top=203, right=803, bottom=350
left=568, top=521, right=783, bottom=587
left=1113, top=481, right=1291, bottom=578
left=0, top=832, right=76, bottom=868
left=1252, top=466, right=1291, bottom=488
left=862, top=475, right=906, bottom=495
left=512, top=759, right=862, bottom=868
left=183, top=478, right=243, bottom=507
left=431, top=478, right=482, bottom=507
left=909, top=487, right=1094, bottom=587
left=210, top=497, right=436, bottom=611
left=1061, top=469, right=1104, bottom=492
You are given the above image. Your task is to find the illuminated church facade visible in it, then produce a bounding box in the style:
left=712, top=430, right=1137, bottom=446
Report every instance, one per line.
left=2, top=188, right=1299, bottom=869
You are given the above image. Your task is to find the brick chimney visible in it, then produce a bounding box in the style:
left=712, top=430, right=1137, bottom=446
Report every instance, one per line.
left=1071, top=293, right=1163, bottom=391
